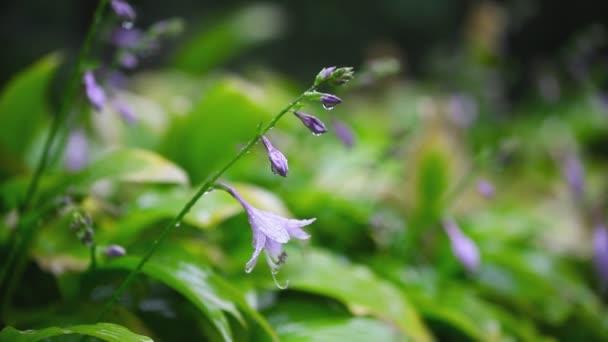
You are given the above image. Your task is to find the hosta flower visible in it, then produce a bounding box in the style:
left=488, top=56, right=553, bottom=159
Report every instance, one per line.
left=320, top=93, right=342, bottom=110
left=111, top=0, right=136, bottom=21
left=83, top=71, right=106, bottom=111
left=443, top=219, right=480, bottom=273
left=105, top=244, right=127, bottom=257
left=218, top=182, right=315, bottom=288
left=261, top=136, right=288, bottom=177
left=593, top=224, right=608, bottom=290
left=293, top=111, right=327, bottom=135
left=314, top=66, right=354, bottom=87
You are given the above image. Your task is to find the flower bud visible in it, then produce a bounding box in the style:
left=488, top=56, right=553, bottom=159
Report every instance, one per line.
left=111, top=0, right=136, bottom=21
left=105, top=244, right=127, bottom=258
left=261, top=136, right=289, bottom=177
left=320, top=94, right=342, bottom=110
left=293, top=111, right=327, bottom=135
left=314, top=66, right=354, bottom=87
left=83, top=71, right=106, bottom=111
left=443, top=219, right=480, bottom=273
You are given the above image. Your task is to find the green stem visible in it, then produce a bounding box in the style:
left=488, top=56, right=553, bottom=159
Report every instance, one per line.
left=93, top=86, right=315, bottom=322
left=0, top=0, right=110, bottom=313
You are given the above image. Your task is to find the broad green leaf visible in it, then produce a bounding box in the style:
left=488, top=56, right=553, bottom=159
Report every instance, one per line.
left=160, top=78, right=271, bottom=183
left=0, top=53, right=60, bottom=174
left=277, top=248, right=432, bottom=342
left=173, top=4, right=283, bottom=73
left=103, top=249, right=278, bottom=342
left=0, top=322, right=152, bottom=342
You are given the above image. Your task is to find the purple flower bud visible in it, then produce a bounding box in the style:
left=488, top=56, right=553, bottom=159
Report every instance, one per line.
left=314, top=66, right=354, bottom=87
left=320, top=93, right=342, bottom=110
left=476, top=179, right=495, bottom=199
left=314, top=66, right=336, bottom=86
left=332, top=119, right=355, bottom=148
left=293, top=111, right=327, bottom=135
left=105, top=244, right=127, bottom=257
left=261, top=136, right=288, bottom=177
left=111, top=97, right=136, bottom=124
left=110, top=27, right=142, bottom=48
left=594, top=224, right=608, bottom=290
left=443, top=219, right=480, bottom=273
left=561, top=154, right=585, bottom=199
left=119, top=52, right=139, bottom=69
left=111, top=0, right=136, bottom=21
left=65, top=129, right=89, bottom=171
left=83, top=71, right=106, bottom=111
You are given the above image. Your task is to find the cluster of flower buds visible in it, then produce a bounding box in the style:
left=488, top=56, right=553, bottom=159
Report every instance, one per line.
left=314, top=66, right=355, bottom=87
left=70, top=212, right=95, bottom=247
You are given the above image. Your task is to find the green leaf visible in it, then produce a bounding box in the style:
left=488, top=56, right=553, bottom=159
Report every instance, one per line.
left=103, top=249, right=278, bottom=342
left=0, top=322, right=152, bottom=342
left=173, top=4, right=283, bottom=73
left=277, top=248, right=432, bottom=342
left=160, top=78, right=272, bottom=183
left=0, top=53, right=60, bottom=174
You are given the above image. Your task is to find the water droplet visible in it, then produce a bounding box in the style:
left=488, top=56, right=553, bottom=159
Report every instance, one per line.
left=245, top=266, right=253, bottom=274
left=122, top=21, right=134, bottom=29
left=322, top=104, right=335, bottom=111
left=175, top=222, right=181, bottom=228
left=312, top=132, right=322, bottom=136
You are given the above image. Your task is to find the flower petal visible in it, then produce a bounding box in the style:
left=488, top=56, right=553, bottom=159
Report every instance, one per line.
left=248, top=208, right=290, bottom=243
left=286, top=218, right=315, bottom=239
left=265, top=238, right=283, bottom=260
left=246, top=226, right=267, bottom=273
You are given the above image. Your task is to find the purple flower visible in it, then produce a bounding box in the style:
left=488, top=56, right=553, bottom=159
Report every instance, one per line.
left=447, top=94, right=478, bottom=128
left=65, top=129, right=89, bottom=171
left=443, top=219, right=480, bottom=273
left=332, top=119, right=355, bottom=148
left=105, top=244, right=127, bottom=257
left=119, top=52, right=139, bottom=69
left=83, top=71, right=106, bottom=111
left=293, top=111, right=327, bottom=135
left=110, top=27, right=142, bottom=48
left=261, top=136, right=288, bottom=177
left=593, top=224, right=608, bottom=290
left=314, top=66, right=354, bottom=87
left=561, top=154, right=585, bottom=199
left=218, top=182, right=315, bottom=287
left=112, top=97, right=136, bottom=124
left=320, top=93, right=342, bottom=110
left=477, top=179, right=495, bottom=199
left=111, top=0, right=136, bottom=21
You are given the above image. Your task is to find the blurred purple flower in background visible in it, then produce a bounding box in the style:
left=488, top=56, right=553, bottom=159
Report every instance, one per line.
left=261, top=136, right=289, bottom=177
left=293, top=111, right=327, bottom=135
left=105, top=244, right=127, bottom=258
left=65, top=129, right=89, bottom=171
left=560, top=154, right=585, bottom=200
left=443, top=219, right=481, bottom=273
left=110, top=27, right=142, bottom=48
left=218, top=182, right=315, bottom=287
left=332, top=119, right=355, bottom=148
left=477, top=179, right=495, bottom=199
left=111, top=97, right=136, bottom=124
left=593, top=224, right=608, bottom=291
left=83, top=71, right=106, bottom=111
left=119, top=52, right=139, bottom=69
left=447, top=94, right=478, bottom=128
left=111, top=0, right=136, bottom=21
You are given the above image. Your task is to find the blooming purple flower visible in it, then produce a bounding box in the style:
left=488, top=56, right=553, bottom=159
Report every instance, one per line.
left=218, top=182, right=315, bottom=287
left=293, top=111, right=327, bottom=135
left=261, top=136, right=288, bottom=177
left=111, top=0, right=136, bottom=21
left=83, top=71, right=106, bottom=111
left=320, top=93, right=342, bottom=110
left=112, top=97, right=136, bottom=124
left=477, top=179, right=495, bottom=199
left=593, top=224, right=608, bottom=290
left=443, top=219, right=480, bottom=273
left=105, top=244, right=127, bottom=257
left=332, top=119, right=355, bottom=148
left=65, top=129, right=89, bottom=171
left=561, top=154, right=585, bottom=199
left=110, top=27, right=142, bottom=48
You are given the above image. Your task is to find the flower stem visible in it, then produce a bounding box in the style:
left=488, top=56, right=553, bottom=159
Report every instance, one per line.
left=0, top=0, right=110, bottom=315
left=92, top=85, right=315, bottom=322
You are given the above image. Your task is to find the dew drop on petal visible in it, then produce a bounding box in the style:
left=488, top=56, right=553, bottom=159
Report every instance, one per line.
left=245, top=265, right=254, bottom=274
left=312, top=132, right=322, bottom=136
left=322, top=104, right=335, bottom=111
left=122, top=21, right=134, bottom=29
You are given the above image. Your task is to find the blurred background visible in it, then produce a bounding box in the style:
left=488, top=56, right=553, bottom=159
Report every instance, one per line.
left=3, top=1, right=608, bottom=341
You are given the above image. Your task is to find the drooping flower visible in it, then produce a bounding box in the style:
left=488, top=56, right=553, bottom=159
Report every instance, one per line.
left=443, top=219, right=481, bottom=273
left=217, top=182, right=315, bottom=288
left=105, top=244, right=127, bottom=257
left=83, top=71, right=106, bottom=111
left=293, top=111, right=327, bottom=135
left=111, top=0, right=136, bottom=21
left=65, top=129, right=89, bottom=171
left=476, top=179, right=495, bottom=199
left=261, top=136, right=288, bottom=177
left=593, top=224, right=608, bottom=291
left=332, top=119, right=355, bottom=148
